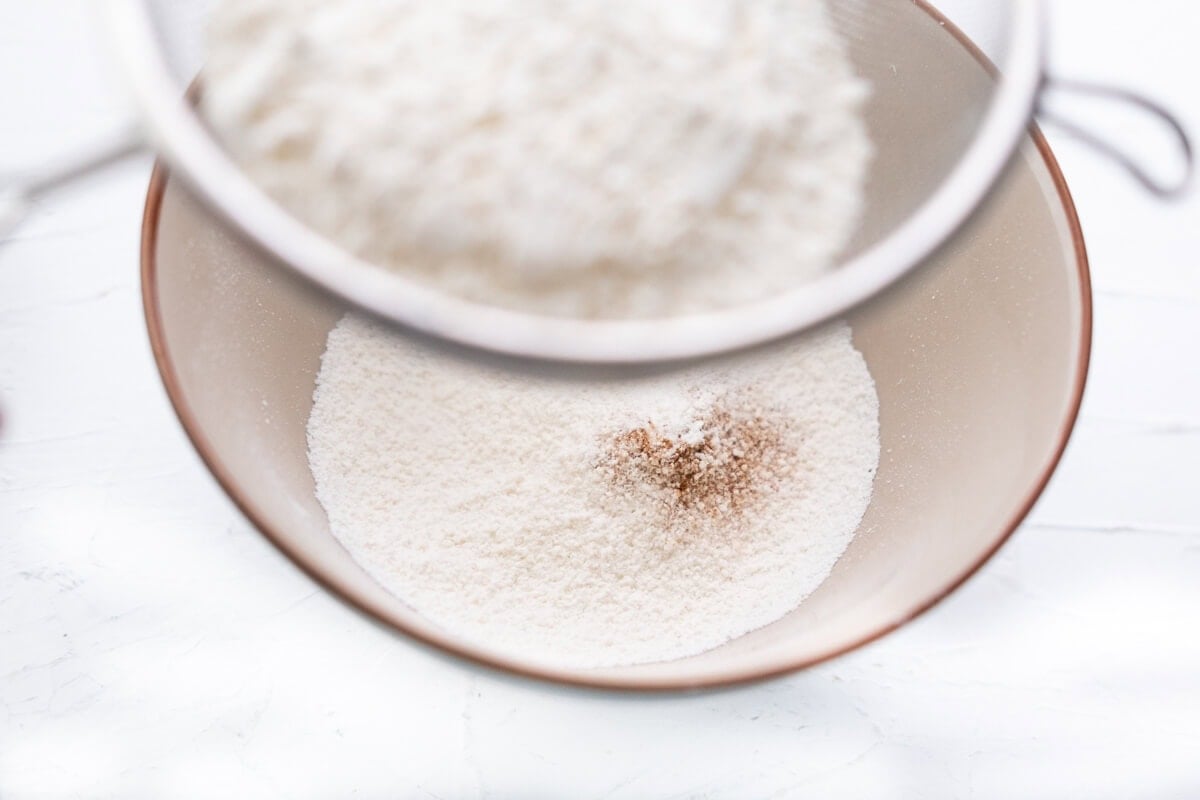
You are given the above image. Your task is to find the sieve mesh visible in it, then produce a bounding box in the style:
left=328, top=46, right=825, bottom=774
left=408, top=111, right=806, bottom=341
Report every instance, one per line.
left=108, top=0, right=1043, bottom=362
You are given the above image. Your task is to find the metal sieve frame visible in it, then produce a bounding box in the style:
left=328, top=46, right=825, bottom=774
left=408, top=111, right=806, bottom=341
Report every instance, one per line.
left=101, top=0, right=1046, bottom=364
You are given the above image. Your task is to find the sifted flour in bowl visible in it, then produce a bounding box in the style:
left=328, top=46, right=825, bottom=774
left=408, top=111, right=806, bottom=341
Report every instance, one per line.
left=204, top=0, right=872, bottom=318
left=306, top=315, right=879, bottom=667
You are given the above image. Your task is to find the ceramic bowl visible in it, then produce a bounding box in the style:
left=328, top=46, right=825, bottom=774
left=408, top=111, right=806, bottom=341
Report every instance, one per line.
left=141, top=24, right=1090, bottom=691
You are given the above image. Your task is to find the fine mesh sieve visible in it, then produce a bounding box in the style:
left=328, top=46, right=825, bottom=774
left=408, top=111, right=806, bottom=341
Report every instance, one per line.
left=3, top=0, right=1192, bottom=363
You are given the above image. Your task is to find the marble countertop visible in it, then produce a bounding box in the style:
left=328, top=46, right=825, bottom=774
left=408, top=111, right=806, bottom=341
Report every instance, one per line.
left=2, top=1, right=1198, bottom=797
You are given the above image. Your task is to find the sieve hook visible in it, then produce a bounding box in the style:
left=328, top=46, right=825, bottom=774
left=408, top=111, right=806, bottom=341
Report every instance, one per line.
left=0, top=129, right=144, bottom=239
left=1037, top=76, right=1194, bottom=199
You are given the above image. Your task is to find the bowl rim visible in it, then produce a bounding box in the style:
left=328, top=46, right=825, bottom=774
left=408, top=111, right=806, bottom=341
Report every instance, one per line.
left=139, top=124, right=1091, bottom=692
left=139, top=35, right=1092, bottom=695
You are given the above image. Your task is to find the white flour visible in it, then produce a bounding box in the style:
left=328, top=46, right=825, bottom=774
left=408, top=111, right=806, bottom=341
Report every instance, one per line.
left=204, top=0, right=871, bottom=318
left=307, top=315, right=879, bottom=667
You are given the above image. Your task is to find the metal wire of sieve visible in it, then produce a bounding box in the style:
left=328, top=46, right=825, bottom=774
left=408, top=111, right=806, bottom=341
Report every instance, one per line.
left=2, top=0, right=1191, bottom=363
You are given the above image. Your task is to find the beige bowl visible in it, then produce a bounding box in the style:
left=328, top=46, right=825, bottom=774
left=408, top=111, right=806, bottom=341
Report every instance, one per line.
left=141, top=24, right=1090, bottom=691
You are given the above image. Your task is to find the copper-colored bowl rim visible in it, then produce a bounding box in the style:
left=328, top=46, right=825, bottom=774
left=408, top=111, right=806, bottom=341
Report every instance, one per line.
left=139, top=22, right=1092, bottom=693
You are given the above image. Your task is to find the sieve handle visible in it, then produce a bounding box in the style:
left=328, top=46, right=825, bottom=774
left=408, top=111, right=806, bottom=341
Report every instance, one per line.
left=1037, top=77, right=1194, bottom=199
left=0, top=129, right=145, bottom=239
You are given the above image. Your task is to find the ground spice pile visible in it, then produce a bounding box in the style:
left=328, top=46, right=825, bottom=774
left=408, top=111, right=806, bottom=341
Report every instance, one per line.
left=599, top=400, right=794, bottom=526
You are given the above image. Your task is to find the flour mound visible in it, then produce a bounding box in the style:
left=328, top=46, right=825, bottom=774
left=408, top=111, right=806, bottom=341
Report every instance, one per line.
left=307, top=315, right=879, bottom=668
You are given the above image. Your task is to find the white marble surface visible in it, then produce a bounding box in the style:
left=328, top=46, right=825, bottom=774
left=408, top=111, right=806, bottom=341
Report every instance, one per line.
left=2, top=1, right=1198, bottom=797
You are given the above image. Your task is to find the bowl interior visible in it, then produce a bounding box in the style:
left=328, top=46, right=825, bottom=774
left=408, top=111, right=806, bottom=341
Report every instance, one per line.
left=143, top=24, right=1087, bottom=691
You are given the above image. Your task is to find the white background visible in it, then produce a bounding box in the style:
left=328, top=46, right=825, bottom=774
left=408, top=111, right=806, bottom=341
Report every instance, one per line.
left=2, top=1, right=1198, bottom=797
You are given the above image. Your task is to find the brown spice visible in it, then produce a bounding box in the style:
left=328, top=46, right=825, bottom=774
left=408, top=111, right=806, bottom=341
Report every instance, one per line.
left=600, top=400, right=791, bottom=523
